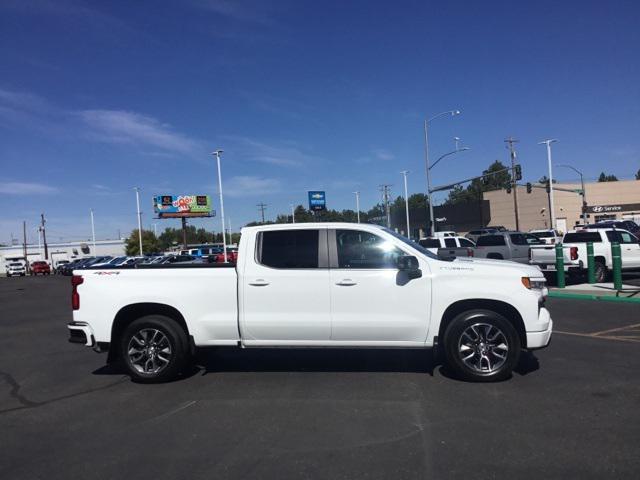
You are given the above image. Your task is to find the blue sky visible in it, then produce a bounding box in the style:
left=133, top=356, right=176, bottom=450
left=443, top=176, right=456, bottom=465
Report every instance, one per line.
left=1, top=0, right=639, bottom=243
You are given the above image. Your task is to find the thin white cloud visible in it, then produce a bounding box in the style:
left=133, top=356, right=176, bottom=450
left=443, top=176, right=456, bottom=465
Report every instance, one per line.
left=78, top=110, right=203, bottom=157
left=223, top=135, right=318, bottom=167
left=0, top=182, right=58, bottom=195
left=372, top=149, right=395, bottom=161
left=224, top=176, right=282, bottom=197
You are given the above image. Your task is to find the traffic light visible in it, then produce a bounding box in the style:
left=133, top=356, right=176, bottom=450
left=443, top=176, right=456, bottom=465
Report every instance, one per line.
left=514, top=164, right=522, bottom=181
left=506, top=183, right=512, bottom=194
left=526, top=182, right=532, bottom=194
left=545, top=184, right=551, bottom=193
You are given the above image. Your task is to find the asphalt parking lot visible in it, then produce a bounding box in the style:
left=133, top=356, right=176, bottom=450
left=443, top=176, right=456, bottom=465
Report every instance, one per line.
left=1, top=276, right=639, bottom=479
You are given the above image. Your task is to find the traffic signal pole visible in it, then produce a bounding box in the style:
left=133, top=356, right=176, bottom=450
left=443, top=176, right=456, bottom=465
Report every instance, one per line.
left=505, top=137, right=520, bottom=231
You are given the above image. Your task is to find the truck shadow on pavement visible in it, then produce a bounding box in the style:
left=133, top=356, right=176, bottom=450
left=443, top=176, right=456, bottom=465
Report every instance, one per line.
left=93, top=348, right=540, bottom=382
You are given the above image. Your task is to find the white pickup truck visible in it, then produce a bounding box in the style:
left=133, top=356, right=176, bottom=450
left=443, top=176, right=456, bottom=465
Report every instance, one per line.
left=530, top=228, right=640, bottom=282
left=68, top=223, right=552, bottom=383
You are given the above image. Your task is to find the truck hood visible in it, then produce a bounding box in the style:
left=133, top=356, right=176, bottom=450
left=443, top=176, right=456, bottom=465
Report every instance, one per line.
left=451, top=256, right=544, bottom=278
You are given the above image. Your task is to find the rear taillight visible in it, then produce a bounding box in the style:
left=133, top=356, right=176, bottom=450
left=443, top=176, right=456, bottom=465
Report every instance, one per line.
left=71, top=275, right=83, bottom=310
left=467, top=248, right=474, bottom=257
left=570, top=247, right=578, bottom=260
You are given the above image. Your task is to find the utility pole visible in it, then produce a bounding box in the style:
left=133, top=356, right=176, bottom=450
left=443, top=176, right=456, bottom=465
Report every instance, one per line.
left=153, top=223, right=158, bottom=238
left=539, top=139, right=558, bottom=230
left=40, top=213, right=49, bottom=260
left=505, top=137, right=520, bottom=231
left=23, top=221, right=30, bottom=274
left=400, top=171, right=411, bottom=238
left=379, top=184, right=392, bottom=228
left=134, top=187, right=143, bottom=255
left=181, top=218, right=188, bottom=249
left=90, top=209, right=96, bottom=254
left=290, top=205, right=295, bottom=223
left=352, top=191, right=361, bottom=223
left=212, top=150, right=228, bottom=263
left=257, top=202, right=267, bottom=223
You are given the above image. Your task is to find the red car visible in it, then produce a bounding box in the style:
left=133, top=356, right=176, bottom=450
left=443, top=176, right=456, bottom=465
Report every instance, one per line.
left=30, top=261, right=51, bottom=275
left=215, top=249, right=238, bottom=263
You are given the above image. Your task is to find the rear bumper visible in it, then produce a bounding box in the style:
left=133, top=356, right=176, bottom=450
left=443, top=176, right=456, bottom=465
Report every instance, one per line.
left=531, top=261, right=582, bottom=273
left=526, top=307, right=553, bottom=350
left=68, top=321, right=95, bottom=347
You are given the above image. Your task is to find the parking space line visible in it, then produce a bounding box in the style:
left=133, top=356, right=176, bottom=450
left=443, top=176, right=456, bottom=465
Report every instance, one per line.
left=590, top=323, right=640, bottom=336
left=554, top=330, right=640, bottom=343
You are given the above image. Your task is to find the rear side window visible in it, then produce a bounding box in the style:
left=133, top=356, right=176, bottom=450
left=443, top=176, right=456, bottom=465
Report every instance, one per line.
left=607, top=231, right=638, bottom=244
left=459, top=238, right=475, bottom=247
left=477, top=235, right=506, bottom=246
left=563, top=232, right=602, bottom=243
left=509, top=233, right=528, bottom=245
left=419, top=239, right=440, bottom=248
left=444, top=238, right=457, bottom=248
left=260, top=230, right=319, bottom=268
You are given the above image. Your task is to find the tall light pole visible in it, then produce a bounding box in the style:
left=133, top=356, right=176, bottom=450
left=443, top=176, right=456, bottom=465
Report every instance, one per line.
left=290, top=204, right=295, bottom=223
left=400, top=171, right=411, bottom=238
left=352, top=191, right=360, bottom=223
left=539, top=139, right=558, bottom=230
left=133, top=187, right=143, bottom=255
left=556, top=163, right=587, bottom=225
left=212, top=149, right=227, bottom=263
left=424, top=110, right=461, bottom=235
left=153, top=223, right=158, bottom=238
left=90, top=208, right=96, bottom=254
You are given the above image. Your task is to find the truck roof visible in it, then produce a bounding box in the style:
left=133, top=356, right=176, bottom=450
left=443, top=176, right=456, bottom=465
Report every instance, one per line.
left=241, top=222, right=387, bottom=233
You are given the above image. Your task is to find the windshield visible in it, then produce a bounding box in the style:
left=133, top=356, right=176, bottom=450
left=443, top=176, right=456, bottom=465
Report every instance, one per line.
left=382, top=228, right=438, bottom=259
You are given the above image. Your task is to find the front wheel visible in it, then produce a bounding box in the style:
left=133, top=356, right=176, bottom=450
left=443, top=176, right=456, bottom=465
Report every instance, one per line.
left=443, top=309, right=521, bottom=382
left=120, top=315, right=190, bottom=383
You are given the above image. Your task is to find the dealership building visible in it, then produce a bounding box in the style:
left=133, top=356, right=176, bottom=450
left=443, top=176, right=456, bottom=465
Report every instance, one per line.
left=483, top=179, right=640, bottom=233
left=0, top=239, right=126, bottom=271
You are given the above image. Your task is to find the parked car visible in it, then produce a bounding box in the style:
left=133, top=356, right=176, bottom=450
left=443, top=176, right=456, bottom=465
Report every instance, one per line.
left=60, top=258, right=94, bottom=275
left=530, top=229, right=561, bottom=245
left=585, top=220, right=640, bottom=236
left=474, top=231, right=544, bottom=263
left=465, top=228, right=498, bottom=243
left=418, top=236, right=475, bottom=260
left=30, top=261, right=51, bottom=275
left=214, top=248, right=239, bottom=263
left=158, top=254, right=199, bottom=264
left=530, top=228, right=640, bottom=282
left=54, top=260, right=70, bottom=274
left=433, top=231, right=457, bottom=238
left=6, top=262, right=26, bottom=277
left=487, top=225, right=508, bottom=232
left=68, top=222, right=552, bottom=383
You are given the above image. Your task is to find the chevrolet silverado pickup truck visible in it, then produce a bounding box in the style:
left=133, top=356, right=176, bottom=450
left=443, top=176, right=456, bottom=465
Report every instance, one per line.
left=68, top=223, right=552, bottom=383
left=530, top=228, right=640, bottom=282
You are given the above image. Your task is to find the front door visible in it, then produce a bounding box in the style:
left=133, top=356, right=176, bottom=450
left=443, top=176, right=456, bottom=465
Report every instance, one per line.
left=608, top=230, right=640, bottom=268
left=240, top=228, right=331, bottom=342
left=328, top=229, right=430, bottom=343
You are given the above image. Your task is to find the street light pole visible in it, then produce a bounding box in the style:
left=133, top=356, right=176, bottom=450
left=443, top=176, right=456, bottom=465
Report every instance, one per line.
left=424, top=110, right=461, bottom=236
left=90, top=208, right=96, bottom=254
left=353, top=191, right=360, bottom=223
left=400, top=170, right=411, bottom=238
left=134, top=187, right=143, bottom=256
left=290, top=204, right=295, bottom=223
left=212, top=150, right=228, bottom=263
left=556, top=163, right=587, bottom=225
left=539, top=139, right=558, bottom=230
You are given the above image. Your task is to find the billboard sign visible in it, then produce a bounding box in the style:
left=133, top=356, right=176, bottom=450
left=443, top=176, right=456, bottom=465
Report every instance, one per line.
left=308, top=191, right=326, bottom=211
left=153, top=195, right=214, bottom=218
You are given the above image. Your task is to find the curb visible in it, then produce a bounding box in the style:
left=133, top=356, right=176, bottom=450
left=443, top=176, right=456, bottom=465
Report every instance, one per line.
left=548, top=291, right=640, bottom=304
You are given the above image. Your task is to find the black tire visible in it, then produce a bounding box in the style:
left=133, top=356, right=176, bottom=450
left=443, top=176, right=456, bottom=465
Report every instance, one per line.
left=120, top=315, right=190, bottom=383
left=443, top=309, right=521, bottom=382
left=594, top=261, right=607, bottom=283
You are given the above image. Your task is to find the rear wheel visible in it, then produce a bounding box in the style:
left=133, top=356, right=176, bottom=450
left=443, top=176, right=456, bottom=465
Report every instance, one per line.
left=594, top=261, right=607, bottom=283
left=444, top=309, right=520, bottom=382
left=120, top=315, right=189, bottom=383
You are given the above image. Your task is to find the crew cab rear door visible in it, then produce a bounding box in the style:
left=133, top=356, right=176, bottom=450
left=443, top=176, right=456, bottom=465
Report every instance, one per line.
left=240, top=228, right=331, bottom=342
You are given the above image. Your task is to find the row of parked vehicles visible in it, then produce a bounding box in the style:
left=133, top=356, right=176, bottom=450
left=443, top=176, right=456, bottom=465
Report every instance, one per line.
left=418, top=220, right=640, bottom=283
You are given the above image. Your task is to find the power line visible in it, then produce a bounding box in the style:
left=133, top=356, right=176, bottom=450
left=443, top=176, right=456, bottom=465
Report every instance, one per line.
left=378, top=184, right=392, bottom=228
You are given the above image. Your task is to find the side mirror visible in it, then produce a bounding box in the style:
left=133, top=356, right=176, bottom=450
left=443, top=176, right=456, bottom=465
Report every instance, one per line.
left=397, top=255, right=422, bottom=279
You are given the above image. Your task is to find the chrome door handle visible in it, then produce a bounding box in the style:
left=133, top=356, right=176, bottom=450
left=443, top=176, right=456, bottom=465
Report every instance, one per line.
left=249, top=279, right=270, bottom=286
left=336, top=279, right=357, bottom=286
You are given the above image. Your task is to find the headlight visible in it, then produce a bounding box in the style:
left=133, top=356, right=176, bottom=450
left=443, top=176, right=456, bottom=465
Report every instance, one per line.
left=521, top=277, right=546, bottom=290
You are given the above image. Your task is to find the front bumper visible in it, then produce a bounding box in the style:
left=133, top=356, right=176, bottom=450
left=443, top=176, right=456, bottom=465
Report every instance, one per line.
left=526, top=307, right=553, bottom=349
left=68, top=321, right=95, bottom=347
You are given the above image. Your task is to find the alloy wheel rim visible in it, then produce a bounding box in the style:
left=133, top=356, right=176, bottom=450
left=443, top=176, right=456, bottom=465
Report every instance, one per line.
left=458, top=323, right=509, bottom=374
left=127, top=328, right=172, bottom=374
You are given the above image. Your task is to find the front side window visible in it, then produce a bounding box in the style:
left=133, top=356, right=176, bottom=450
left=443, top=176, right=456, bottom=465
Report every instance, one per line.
left=444, top=238, right=457, bottom=248
left=459, top=238, right=475, bottom=247
left=477, top=235, right=506, bottom=247
left=336, top=230, right=403, bottom=269
left=419, top=238, right=440, bottom=248
left=260, top=230, right=319, bottom=268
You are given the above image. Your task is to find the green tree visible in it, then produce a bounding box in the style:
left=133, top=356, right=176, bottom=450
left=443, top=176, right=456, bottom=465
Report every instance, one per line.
left=635, top=168, right=640, bottom=180
left=126, top=229, right=161, bottom=255
left=598, top=172, right=618, bottom=182
left=444, top=160, right=511, bottom=205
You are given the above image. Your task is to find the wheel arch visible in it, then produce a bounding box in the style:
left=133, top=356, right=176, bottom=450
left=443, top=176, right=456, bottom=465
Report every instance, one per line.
left=107, top=303, right=189, bottom=363
left=438, top=299, right=527, bottom=349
